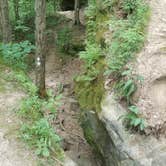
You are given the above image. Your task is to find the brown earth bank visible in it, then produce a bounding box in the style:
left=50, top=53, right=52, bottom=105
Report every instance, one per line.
left=133, top=0, right=166, bottom=136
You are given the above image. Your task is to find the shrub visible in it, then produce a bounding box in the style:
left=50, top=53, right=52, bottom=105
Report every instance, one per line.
left=122, top=105, right=146, bottom=131
left=19, top=96, right=43, bottom=121
left=21, top=118, right=61, bottom=157
left=122, top=0, right=140, bottom=14
left=106, top=0, right=149, bottom=74
left=0, top=41, right=35, bottom=70
left=76, top=0, right=149, bottom=131
left=5, top=70, right=64, bottom=160
left=80, top=43, right=102, bottom=68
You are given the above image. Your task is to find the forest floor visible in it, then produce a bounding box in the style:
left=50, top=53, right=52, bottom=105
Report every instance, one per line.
left=0, top=64, right=37, bottom=166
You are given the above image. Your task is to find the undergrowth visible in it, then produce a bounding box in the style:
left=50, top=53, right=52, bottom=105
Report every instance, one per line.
left=0, top=41, right=35, bottom=70
left=108, top=0, right=150, bottom=130
left=0, top=61, right=64, bottom=163
left=76, top=0, right=150, bottom=131
left=106, top=0, right=150, bottom=74
left=13, top=71, right=64, bottom=160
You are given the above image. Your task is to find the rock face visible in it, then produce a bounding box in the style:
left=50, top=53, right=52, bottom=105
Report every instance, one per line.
left=81, top=110, right=119, bottom=166
left=101, top=93, right=166, bottom=166
left=81, top=93, right=166, bottom=166
left=79, top=0, right=166, bottom=165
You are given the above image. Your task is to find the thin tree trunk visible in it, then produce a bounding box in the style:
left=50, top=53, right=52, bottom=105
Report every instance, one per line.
left=35, top=0, right=47, bottom=98
left=0, top=0, right=12, bottom=43
left=53, top=0, right=56, bottom=13
left=0, top=7, right=2, bottom=41
left=13, top=0, right=20, bottom=21
left=74, top=0, right=80, bottom=25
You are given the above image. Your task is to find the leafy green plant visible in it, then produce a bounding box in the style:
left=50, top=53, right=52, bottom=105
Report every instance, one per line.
left=123, top=105, right=146, bottom=131
left=21, top=118, right=61, bottom=157
left=105, top=0, right=149, bottom=74
left=116, top=78, right=136, bottom=103
left=80, top=43, right=102, bottom=68
left=5, top=70, right=64, bottom=161
left=19, top=96, right=43, bottom=121
left=7, top=71, right=37, bottom=95
left=0, top=41, right=35, bottom=70
left=19, top=91, right=63, bottom=159
left=14, top=20, right=30, bottom=32
left=42, top=90, right=62, bottom=121
left=75, top=0, right=149, bottom=134
left=46, top=15, right=66, bottom=29
left=75, top=66, right=100, bottom=82
left=18, top=87, right=62, bottom=122
left=122, top=0, right=140, bottom=14
left=19, top=90, right=63, bottom=159
left=114, top=68, right=136, bottom=102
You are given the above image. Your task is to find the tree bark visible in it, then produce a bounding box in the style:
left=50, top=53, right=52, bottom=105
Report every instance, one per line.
left=35, top=0, right=47, bottom=98
left=74, top=0, right=80, bottom=25
left=53, top=0, right=57, bottom=13
left=0, top=7, right=2, bottom=41
left=0, top=0, right=12, bottom=43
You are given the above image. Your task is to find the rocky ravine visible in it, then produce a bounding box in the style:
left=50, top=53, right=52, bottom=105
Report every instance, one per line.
left=80, top=0, right=166, bottom=166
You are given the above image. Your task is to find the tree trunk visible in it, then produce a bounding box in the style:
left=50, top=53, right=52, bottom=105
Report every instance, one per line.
left=0, top=7, right=2, bottom=41
left=35, top=0, right=47, bottom=98
left=0, top=0, right=12, bottom=43
left=53, top=0, right=56, bottom=13
left=74, top=0, right=80, bottom=25
left=13, top=0, right=20, bottom=21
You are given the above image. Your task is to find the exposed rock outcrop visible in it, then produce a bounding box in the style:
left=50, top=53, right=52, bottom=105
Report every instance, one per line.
left=79, top=0, right=166, bottom=165
left=133, top=0, right=166, bottom=134
left=100, top=93, right=166, bottom=166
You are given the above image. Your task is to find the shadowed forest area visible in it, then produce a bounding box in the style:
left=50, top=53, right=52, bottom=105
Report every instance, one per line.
left=0, top=0, right=166, bottom=166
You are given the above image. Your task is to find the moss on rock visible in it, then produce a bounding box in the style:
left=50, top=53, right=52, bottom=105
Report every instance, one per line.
left=75, top=59, right=105, bottom=112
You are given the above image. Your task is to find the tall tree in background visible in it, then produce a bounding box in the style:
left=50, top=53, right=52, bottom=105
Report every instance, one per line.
left=0, top=0, right=12, bottom=43
left=13, top=0, right=20, bottom=21
left=74, top=0, right=80, bottom=25
left=0, top=7, right=2, bottom=40
left=35, top=0, right=47, bottom=98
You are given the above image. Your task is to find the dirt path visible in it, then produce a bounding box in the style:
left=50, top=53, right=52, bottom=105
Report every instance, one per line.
left=45, top=11, right=100, bottom=165
left=0, top=69, right=37, bottom=166
left=134, top=0, right=166, bottom=133
left=45, top=47, right=100, bottom=166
